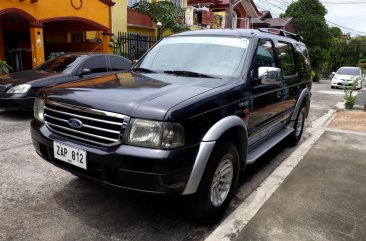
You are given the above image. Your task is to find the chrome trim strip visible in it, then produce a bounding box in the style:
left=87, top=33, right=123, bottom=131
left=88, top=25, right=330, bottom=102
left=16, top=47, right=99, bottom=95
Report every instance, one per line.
left=203, top=116, right=247, bottom=142
left=46, top=100, right=128, bottom=120
left=182, top=116, right=248, bottom=195
left=181, top=141, right=216, bottom=195
left=44, top=114, right=121, bottom=134
left=44, top=106, right=123, bottom=126
left=46, top=122, right=119, bottom=142
left=46, top=125, right=119, bottom=147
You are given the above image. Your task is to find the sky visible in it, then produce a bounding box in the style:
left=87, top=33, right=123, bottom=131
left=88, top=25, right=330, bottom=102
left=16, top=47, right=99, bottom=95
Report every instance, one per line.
left=253, top=0, right=366, bottom=36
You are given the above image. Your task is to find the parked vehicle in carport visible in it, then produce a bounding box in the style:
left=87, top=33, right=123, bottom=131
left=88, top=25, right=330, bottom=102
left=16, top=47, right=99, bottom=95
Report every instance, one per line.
left=31, top=28, right=312, bottom=223
left=0, top=53, right=131, bottom=111
left=331, top=66, right=363, bottom=89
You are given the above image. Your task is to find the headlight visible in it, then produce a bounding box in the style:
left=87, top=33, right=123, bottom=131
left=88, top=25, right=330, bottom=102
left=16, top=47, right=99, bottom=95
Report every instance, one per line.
left=6, top=84, right=31, bottom=94
left=125, top=119, right=184, bottom=149
left=33, top=98, right=45, bottom=122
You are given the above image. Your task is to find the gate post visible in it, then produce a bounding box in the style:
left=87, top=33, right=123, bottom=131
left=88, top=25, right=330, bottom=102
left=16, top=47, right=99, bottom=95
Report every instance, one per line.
left=29, top=26, right=45, bottom=68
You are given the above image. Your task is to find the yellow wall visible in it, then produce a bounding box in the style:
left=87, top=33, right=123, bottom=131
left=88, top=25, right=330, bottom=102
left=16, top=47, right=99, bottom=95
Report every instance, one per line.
left=127, top=26, right=155, bottom=36
left=112, top=0, right=128, bottom=34
left=0, top=0, right=111, bottom=28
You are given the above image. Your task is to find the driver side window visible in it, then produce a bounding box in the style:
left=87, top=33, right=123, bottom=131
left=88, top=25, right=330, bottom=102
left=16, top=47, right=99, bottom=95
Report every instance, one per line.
left=254, top=40, right=276, bottom=70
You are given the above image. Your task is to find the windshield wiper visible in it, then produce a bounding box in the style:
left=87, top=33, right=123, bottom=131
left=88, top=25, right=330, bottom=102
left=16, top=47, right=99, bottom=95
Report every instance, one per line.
left=132, top=67, right=156, bottom=73
left=164, top=70, right=220, bottom=79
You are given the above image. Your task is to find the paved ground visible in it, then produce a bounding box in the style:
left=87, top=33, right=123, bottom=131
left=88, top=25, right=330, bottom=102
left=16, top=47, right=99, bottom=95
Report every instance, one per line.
left=236, top=123, right=366, bottom=241
left=0, top=79, right=346, bottom=241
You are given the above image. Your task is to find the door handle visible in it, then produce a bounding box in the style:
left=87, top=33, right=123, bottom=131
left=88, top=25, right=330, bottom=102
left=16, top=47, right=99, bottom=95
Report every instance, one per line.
left=276, top=91, right=282, bottom=98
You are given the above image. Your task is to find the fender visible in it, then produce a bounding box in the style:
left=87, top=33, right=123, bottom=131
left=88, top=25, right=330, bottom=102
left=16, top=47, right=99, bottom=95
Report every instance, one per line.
left=182, top=116, right=248, bottom=195
left=289, top=88, right=311, bottom=128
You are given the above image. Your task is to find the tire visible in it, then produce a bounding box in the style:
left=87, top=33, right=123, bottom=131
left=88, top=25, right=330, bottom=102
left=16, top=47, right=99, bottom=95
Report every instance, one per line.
left=287, top=106, right=305, bottom=146
left=186, top=141, right=240, bottom=224
left=331, top=86, right=335, bottom=89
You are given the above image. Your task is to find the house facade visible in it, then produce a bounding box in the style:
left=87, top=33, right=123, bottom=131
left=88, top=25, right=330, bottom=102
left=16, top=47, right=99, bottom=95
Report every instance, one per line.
left=186, top=0, right=260, bottom=29
left=0, top=0, right=114, bottom=71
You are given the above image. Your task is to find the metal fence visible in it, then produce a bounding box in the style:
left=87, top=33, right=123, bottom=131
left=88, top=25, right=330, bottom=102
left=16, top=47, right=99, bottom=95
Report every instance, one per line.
left=113, top=32, right=157, bottom=60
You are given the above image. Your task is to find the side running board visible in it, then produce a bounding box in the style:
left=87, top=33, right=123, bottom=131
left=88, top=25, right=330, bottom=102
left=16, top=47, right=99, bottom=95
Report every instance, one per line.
left=247, top=127, right=294, bottom=164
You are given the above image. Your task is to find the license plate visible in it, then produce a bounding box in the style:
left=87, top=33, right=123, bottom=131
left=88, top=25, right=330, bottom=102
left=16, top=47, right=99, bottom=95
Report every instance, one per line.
left=53, top=141, right=87, bottom=170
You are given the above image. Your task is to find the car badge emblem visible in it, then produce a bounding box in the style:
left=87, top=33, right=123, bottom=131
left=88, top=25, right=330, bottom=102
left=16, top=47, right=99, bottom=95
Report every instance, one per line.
left=68, top=118, right=83, bottom=129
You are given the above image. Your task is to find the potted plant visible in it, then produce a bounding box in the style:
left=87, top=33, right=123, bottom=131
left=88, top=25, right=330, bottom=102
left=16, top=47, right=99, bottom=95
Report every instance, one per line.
left=343, top=80, right=357, bottom=109
left=0, top=60, right=12, bottom=75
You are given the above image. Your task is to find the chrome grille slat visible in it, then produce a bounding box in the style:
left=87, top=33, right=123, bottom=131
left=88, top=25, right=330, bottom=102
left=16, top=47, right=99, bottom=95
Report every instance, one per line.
left=44, top=106, right=123, bottom=126
left=47, top=125, right=115, bottom=146
left=46, top=122, right=119, bottom=142
left=44, top=114, right=121, bottom=134
left=44, top=101, right=130, bottom=147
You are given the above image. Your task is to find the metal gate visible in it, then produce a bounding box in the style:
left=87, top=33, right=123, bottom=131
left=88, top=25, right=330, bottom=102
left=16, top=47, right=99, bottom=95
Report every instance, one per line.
left=113, top=32, right=156, bottom=60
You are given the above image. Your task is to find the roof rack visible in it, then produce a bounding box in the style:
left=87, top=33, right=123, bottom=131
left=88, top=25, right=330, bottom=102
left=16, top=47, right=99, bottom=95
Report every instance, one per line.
left=258, top=28, right=304, bottom=42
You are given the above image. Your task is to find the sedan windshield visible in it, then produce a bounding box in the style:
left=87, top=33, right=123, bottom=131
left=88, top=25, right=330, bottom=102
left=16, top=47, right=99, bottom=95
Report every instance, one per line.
left=135, top=36, right=250, bottom=78
left=36, top=55, right=83, bottom=73
left=337, top=67, right=360, bottom=76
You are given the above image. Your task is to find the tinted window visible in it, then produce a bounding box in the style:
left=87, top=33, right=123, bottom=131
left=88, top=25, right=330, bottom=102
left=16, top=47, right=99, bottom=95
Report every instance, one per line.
left=296, top=45, right=311, bottom=77
left=278, top=42, right=296, bottom=76
left=109, top=56, right=131, bottom=71
left=37, top=55, right=82, bottom=73
left=337, top=67, right=360, bottom=76
left=254, top=40, right=276, bottom=68
left=82, top=56, right=108, bottom=74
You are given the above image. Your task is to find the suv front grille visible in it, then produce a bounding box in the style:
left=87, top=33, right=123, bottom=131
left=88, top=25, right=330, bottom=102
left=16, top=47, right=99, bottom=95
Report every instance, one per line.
left=44, top=101, right=130, bottom=147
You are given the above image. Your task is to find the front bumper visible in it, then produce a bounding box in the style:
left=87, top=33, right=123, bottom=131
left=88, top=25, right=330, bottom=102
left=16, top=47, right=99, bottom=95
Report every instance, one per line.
left=0, top=97, right=34, bottom=110
left=331, top=80, right=361, bottom=88
left=31, top=119, right=199, bottom=195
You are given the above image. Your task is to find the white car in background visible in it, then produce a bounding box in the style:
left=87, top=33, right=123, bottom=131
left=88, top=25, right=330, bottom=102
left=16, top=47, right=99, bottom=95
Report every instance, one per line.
left=331, top=67, right=363, bottom=89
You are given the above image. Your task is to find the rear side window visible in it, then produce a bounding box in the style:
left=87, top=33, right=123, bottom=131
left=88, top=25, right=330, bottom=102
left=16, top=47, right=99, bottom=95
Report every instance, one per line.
left=296, top=45, right=311, bottom=77
left=278, top=42, right=296, bottom=77
left=82, top=56, right=108, bottom=74
left=109, top=56, right=131, bottom=71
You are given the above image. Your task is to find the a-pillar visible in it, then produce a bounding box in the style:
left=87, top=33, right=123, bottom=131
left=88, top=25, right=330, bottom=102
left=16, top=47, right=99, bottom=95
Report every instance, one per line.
left=30, top=26, right=45, bottom=68
left=102, top=32, right=113, bottom=53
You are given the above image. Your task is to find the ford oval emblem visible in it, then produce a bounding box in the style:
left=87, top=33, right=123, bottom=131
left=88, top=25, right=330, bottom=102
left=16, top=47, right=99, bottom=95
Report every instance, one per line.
left=68, top=118, right=83, bottom=129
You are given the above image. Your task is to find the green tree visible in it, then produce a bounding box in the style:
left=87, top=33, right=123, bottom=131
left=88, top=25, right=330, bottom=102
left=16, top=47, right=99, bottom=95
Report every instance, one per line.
left=329, top=27, right=342, bottom=38
left=282, top=0, right=331, bottom=81
left=131, top=1, right=189, bottom=33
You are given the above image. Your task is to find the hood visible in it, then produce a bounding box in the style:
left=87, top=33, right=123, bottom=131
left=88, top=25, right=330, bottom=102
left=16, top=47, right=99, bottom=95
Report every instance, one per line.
left=334, top=74, right=360, bottom=80
left=44, top=72, right=229, bottom=120
left=0, top=70, right=62, bottom=85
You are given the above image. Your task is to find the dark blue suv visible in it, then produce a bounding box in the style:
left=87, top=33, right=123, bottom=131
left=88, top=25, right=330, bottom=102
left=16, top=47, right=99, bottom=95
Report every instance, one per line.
left=31, top=28, right=311, bottom=223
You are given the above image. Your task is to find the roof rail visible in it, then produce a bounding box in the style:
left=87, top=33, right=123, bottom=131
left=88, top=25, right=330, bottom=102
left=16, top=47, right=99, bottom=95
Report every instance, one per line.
left=258, top=28, right=304, bottom=42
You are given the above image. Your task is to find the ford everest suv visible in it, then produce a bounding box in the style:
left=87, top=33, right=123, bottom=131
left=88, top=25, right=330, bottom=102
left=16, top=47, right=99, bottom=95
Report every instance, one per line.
left=31, top=28, right=312, bottom=223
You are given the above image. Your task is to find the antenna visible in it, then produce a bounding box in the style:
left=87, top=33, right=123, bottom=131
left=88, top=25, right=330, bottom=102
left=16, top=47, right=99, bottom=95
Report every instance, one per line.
left=88, top=40, right=104, bottom=55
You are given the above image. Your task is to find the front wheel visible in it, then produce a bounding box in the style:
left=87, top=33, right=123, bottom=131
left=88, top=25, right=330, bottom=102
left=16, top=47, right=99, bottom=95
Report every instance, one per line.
left=287, top=106, right=305, bottom=146
left=187, top=141, right=240, bottom=224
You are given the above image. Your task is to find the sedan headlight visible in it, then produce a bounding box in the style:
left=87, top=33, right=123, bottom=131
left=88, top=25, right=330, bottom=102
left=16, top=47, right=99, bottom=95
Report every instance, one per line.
left=125, top=119, right=184, bottom=149
left=6, top=84, right=31, bottom=94
left=33, top=98, right=45, bottom=122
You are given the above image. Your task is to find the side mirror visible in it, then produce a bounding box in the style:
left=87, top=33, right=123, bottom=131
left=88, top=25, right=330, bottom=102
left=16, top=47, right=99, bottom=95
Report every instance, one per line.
left=79, top=68, right=91, bottom=78
left=332, top=72, right=336, bottom=75
left=258, top=67, right=282, bottom=85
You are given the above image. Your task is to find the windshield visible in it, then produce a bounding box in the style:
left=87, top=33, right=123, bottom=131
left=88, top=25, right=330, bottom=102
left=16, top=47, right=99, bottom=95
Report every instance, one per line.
left=36, top=55, right=83, bottom=73
left=135, top=36, right=250, bottom=78
left=337, top=67, right=360, bottom=76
